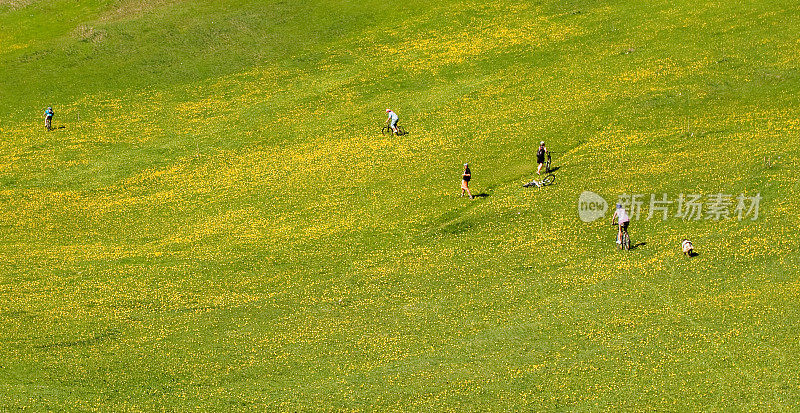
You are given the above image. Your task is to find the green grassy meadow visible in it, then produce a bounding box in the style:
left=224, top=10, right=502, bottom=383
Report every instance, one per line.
left=1, top=0, right=799, bottom=409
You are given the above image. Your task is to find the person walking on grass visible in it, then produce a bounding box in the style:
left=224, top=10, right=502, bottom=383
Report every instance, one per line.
left=44, top=106, right=54, bottom=131
left=536, top=141, right=548, bottom=175
left=461, top=163, right=473, bottom=199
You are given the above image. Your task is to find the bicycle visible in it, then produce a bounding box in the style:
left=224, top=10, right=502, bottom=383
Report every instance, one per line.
left=381, top=124, right=406, bottom=136
left=545, top=151, right=552, bottom=173
left=523, top=173, right=555, bottom=188
left=611, top=222, right=631, bottom=250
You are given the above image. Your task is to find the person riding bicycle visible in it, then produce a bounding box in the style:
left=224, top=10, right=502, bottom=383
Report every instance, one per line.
left=610, top=203, right=630, bottom=246
left=536, top=141, right=548, bottom=175
left=385, top=109, right=399, bottom=135
left=44, top=106, right=54, bottom=131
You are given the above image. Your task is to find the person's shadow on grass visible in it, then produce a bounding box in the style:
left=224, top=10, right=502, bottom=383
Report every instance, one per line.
left=472, top=193, right=490, bottom=198
left=629, top=241, right=646, bottom=250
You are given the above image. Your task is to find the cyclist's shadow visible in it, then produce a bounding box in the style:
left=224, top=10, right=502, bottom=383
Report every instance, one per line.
left=629, top=241, right=647, bottom=250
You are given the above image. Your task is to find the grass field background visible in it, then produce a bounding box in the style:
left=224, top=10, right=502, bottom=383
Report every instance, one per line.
left=1, top=0, right=799, bottom=409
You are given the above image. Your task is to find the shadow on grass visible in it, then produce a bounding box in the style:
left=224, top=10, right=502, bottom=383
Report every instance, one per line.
left=472, top=193, right=490, bottom=198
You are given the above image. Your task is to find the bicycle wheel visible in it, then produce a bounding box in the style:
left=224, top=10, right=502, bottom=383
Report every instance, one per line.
left=545, top=153, right=551, bottom=172
left=396, top=125, right=406, bottom=135
left=623, top=231, right=631, bottom=250
left=540, top=174, right=555, bottom=186
left=381, top=126, right=391, bottom=136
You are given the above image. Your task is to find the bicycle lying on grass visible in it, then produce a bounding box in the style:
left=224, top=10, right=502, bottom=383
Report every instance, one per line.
left=381, top=124, right=406, bottom=136
left=523, top=173, right=555, bottom=188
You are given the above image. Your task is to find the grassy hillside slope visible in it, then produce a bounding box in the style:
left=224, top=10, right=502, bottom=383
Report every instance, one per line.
left=1, top=0, right=799, bottom=409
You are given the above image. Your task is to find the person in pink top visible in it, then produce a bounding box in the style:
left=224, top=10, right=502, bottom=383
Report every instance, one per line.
left=610, top=203, right=630, bottom=246
left=461, top=163, right=473, bottom=199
